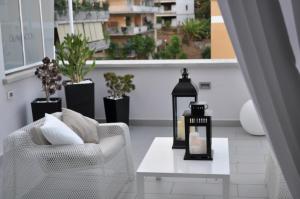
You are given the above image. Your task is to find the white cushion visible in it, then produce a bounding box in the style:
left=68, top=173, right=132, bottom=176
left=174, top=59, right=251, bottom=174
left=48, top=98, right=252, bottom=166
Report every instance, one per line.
left=62, top=108, right=99, bottom=143
left=41, top=114, right=84, bottom=145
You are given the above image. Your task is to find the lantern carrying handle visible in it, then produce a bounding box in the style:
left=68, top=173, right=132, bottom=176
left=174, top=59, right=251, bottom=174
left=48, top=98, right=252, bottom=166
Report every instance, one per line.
left=181, top=68, right=189, bottom=79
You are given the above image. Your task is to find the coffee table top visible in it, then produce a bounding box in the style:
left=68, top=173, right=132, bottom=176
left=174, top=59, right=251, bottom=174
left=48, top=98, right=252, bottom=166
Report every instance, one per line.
left=137, top=137, right=230, bottom=178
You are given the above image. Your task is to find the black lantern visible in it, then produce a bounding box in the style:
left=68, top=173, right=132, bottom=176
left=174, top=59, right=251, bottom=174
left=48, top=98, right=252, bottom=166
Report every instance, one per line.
left=184, top=103, right=213, bottom=160
left=172, top=68, right=198, bottom=149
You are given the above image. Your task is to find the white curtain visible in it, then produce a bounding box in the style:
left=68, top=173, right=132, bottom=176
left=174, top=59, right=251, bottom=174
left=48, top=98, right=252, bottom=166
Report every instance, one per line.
left=217, top=0, right=300, bottom=198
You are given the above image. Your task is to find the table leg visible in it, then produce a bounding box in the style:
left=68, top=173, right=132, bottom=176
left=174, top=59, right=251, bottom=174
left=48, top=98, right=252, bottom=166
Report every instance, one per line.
left=223, top=176, right=230, bottom=199
left=136, top=174, right=144, bottom=199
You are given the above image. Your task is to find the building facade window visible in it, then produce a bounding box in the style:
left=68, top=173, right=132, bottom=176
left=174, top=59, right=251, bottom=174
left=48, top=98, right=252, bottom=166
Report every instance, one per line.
left=0, top=0, right=54, bottom=74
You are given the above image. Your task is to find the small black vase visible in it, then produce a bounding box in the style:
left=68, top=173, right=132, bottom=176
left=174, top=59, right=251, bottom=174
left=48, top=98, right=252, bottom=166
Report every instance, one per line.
left=31, top=98, right=62, bottom=121
left=103, top=95, right=130, bottom=125
left=64, top=79, right=95, bottom=118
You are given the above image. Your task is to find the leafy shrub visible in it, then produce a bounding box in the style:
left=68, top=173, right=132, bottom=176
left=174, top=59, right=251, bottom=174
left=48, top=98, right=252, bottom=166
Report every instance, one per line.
left=102, top=1, right=109, bottom=10
left=56, top=34, right=96, bottom=83
left=108, top=36, right=155, bottom=59
left=130, top=35, right=155, bottom=59
left=164, top=20, right=171, bottom=29
left=55, top=0, right=67, bottom=16
left=201, top=46, right=211, bottom=59
left=195, top=0, right=210, bottom=19
left=107, top=42, right=122, bottom=59
left=157, top=17, right=162, bottom=24
left=182, top=19, right=210, bottom=44
left=104, top=72, right=135, bottom=99
left=159, top=36, right=187, bottom=59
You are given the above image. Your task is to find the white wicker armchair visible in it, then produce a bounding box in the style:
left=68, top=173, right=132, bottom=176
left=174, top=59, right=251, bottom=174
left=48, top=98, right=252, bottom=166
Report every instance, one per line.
left=2, top=113, right=135, bottom=199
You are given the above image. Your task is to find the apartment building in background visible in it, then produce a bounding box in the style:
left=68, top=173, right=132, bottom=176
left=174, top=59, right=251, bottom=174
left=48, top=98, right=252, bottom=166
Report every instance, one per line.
left=107, top=0, right=162, bottom=47
left=55, top=0, right=110, bottom=53
left=154, top=0, right=195, bottom=27
left=211, top=0, right=235, bottom=59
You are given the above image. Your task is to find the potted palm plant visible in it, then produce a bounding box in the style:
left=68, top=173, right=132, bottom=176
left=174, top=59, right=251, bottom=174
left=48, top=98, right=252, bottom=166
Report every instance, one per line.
left=56, top=34, right=96, bottom=118
left=103, top=72, right=135, bottom=125
left=31, top=57, right=62, bottom=121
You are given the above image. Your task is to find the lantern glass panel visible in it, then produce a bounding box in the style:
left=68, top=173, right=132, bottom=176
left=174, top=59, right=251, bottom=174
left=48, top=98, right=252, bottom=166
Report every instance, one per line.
left=189, top=126, right=207, bottom=154
left=175, top=97, right=196, bottom=141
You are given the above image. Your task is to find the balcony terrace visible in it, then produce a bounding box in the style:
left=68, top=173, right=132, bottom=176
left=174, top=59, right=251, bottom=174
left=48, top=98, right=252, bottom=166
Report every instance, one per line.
left=88, top=39, right=110, bottom=52
left=107, top=25, right=152, bottom=36
left=0, top=56, right=294, bottom=199
left=154, top=0, right=176, bottom=3
left=156, top=5, right=176, bottom=16
left=109, top=5, right=159, bottom=14
left=55, top=11, right=110, bottom=23
left=154, top=23, right=162, bottom=29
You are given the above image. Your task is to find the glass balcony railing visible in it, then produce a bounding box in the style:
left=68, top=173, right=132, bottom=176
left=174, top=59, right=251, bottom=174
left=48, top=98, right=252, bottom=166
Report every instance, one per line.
left=55, top=11, right=109, bottom=22
left=154, top=0, right=176, bottom=3
left=88, top=39, right=110, bottom=52
left=132, top=5, right=159, bottom=13
left=107, top=25, right=150, bottom=36
left=109, top=5, right=159, bottom=13
left=154, top=23, right=162, bottom=29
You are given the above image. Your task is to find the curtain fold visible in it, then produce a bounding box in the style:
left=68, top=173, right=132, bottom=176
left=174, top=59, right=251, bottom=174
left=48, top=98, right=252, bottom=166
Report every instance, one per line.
left=217, top=0, right=300, bottom=198
left=278, top=0, right=300, bottom=74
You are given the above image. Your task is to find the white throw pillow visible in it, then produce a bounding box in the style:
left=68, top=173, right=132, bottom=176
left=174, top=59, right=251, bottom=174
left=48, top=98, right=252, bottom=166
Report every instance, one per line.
left=41, top=113, right=84, bottom=145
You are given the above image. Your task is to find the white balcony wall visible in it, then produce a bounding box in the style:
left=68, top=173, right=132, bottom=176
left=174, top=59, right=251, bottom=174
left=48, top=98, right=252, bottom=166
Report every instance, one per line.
left=171, top=4, right=177, bottom=12
left=80, top=61, right=250, bottom=122
left=176, top=0, right=195, bottom=25
left=133, top=27, right=140, bottom=34
left=140, top=26, right=148, bottom=32
left=155, top=23, right=162, bottom=29
left=176, top=0, right=194, bottom=15
left=171, top=18, right=177, bottom=27
left=132, top=5, right=159, bottom=13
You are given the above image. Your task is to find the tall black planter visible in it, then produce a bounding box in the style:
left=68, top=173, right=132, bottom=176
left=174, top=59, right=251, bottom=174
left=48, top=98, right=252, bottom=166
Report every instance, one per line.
left=31, top=98, right=62, bottom=121
left=104, top=96, right=130, bottom=125
left=64, top=80, right=95, bottom=118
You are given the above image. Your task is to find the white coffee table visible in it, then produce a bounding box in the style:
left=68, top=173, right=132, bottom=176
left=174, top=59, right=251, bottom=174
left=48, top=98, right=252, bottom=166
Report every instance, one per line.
left=136, top=137, right=230, bottom=199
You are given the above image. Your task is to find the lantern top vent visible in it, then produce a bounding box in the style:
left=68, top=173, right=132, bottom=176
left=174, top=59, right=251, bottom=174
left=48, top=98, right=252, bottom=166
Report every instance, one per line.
left=172, top=68, right=198, bottom=97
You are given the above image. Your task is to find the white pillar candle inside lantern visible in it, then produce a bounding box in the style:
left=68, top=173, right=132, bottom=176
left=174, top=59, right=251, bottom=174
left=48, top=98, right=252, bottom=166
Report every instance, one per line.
left=177, top=116, right=185, bottom=140
left=177, top=116, right=196, bottom=141
left=189, top=132, right=207, bottom=154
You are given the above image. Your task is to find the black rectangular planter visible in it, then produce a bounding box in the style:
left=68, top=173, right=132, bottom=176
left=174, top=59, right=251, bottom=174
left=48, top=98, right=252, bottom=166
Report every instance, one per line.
left=31, top=98, right=62, bottom=121
left=64, top=80, right=95, bottom=118
left=103, top=96, right=130, bottom=125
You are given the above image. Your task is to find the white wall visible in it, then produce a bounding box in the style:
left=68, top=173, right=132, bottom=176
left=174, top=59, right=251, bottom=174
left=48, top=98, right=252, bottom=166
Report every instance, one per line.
left=85, top=61, right=250, bottom=122
left=176, top=0, right=195, bottom=24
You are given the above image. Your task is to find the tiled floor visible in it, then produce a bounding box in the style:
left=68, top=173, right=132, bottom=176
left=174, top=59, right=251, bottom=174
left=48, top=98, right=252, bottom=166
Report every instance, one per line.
left=118, top=126, right=269, bottom=199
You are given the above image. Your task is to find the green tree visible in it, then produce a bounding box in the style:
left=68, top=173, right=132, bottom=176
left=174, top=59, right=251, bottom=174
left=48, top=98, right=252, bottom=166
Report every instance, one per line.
left=56, top=34, right=96, bottom=83
left=159, top=36, right=187, bottom=59
left=107, top=36, right=155, bottom=60
left=107, top=42, right=122, bottom=59
left=104, top=72, right=135, bottom=99
left=182, top=19, right=210, bottom=45
left=201, top=46, right=211, bottom=59
left=195, top=0, right=210, bottom=20
left=129, top=35, right=155, bottom=59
